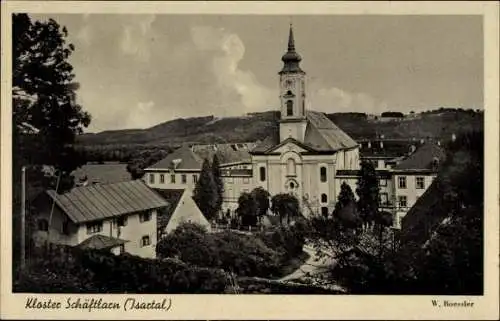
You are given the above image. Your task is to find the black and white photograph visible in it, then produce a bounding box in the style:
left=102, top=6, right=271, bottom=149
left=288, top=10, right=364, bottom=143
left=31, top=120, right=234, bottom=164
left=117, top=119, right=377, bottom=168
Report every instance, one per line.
left=1, top=1, right=499, bottom=320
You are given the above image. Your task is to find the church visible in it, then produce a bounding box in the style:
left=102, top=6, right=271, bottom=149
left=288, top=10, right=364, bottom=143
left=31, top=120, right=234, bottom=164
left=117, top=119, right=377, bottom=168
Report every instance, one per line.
left=248, top=25, right=360, bottom=217
left=145, top=25, right=361, bottom=218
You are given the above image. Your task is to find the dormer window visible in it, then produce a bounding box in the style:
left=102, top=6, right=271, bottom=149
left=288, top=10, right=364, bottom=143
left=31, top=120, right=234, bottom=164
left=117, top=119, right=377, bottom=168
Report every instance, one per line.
left=286, top=100, right=293, bottom=116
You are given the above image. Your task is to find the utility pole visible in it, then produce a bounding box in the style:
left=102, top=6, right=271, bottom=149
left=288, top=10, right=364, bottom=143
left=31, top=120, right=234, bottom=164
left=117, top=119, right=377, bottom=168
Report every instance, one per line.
left=20, top=166, right=26, bottom=270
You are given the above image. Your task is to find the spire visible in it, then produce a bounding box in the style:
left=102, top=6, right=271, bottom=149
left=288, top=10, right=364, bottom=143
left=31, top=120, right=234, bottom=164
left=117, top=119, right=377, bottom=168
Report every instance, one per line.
left=280, top=24, right=303, bottom=74
left=288, top=23, right=295, bottom=52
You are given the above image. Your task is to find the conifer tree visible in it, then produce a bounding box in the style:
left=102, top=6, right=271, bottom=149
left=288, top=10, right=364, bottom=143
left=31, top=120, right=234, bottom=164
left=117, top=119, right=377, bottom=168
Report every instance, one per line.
left=356, top=161, right=380, bottom=228
left=211, top=154, right=224, bottom=218
left=193, top=159, right=218, bottom=221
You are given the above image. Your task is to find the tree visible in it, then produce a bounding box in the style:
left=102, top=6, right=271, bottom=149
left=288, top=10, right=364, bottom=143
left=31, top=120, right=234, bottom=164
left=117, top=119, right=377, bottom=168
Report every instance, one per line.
left=236, top=192, right=258, bottom=228
left=13, top=14, right=91, bottom=186
left=270, top=193, right=300, bottom=225
left=126, top=149, right=169, bottom=179
left=211, top=154, right=224, bottom=218
left=193, top=159, right=218, bottom=221
left=356, top=161, right=379, bottom=229
left=12, top=14, right=91, bottom=266
left=250, top=187, right=270, bottom=224
left=334, top=182, right=356, bottom=215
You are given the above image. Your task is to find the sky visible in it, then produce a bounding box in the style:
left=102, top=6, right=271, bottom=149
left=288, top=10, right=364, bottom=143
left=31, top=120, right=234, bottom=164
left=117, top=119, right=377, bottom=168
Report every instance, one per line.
left=33, top=14, right=483, bottom=132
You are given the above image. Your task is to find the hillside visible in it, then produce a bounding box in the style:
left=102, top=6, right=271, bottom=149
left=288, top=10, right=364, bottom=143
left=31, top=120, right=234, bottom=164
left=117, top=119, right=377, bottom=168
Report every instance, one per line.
left=76, top=109, right=483, bottom=147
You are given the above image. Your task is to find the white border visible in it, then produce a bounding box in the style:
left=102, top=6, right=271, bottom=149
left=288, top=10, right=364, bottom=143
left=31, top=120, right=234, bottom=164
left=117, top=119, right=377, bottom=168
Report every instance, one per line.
left=1, top=1, right=499, bottom=320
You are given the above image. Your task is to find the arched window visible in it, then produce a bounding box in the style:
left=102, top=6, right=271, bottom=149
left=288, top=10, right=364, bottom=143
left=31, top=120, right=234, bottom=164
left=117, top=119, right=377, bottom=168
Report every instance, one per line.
left=321, top=207, right=329, bottom=217
left=286, top=90, right=293, bottom=96
left=38, top=219, right=48, bottom=232
left=321, top=193, right=328, bottom=203
left=287, top=158, right=296, bottom=176
left=259, top=167, right=266, bottom=182
left=286, top=100, right=293, bottom=116
left=320, top=166, right=327, bottom=182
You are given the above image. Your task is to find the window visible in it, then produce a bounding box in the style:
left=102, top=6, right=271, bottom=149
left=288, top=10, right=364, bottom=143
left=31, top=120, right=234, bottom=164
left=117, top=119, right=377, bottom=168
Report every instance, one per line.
left=398, top=196, right=407, bottom=208
left=321, top=193, right=328, bottom=203
left=62, top=221, right=69, bottom=235
left=193, top=175, right=198, bottom=183
left=259, top=167, right=266, bottom=182
left=141, top=235, right=151, bottom=247
left=379, top=193, right=389, bottom=206
left=416, top=177, right=425, bottom=189
left=139, top=211, right=152, bottom=223
left=160, top=174, right=165, bottom=184
left=181, top=174, right=187, bottom=184
left=287, top=158, right=296, bottom=176
left=286, top=90, right=293, bottom=96
left=379, top=179, right=387, bottom=187
left=86, top=221, right=103, bottom=234
left=119, top=244, right=125, bottom=254
left=227, top=177, right=233, bottom=184
left=149, top=173, right=155, bottom=184
left=37, top=219, right=48, bottom=232
left=289, top=181, right=295, bottom=189
left=170, top=174, right=176, bottom=183
left=117, top=216, right=127, bottom=227
left=398, top=176, right=407, bottom=189
left=320, top=166, right=327, bottom=182
left=243, top=178, right=249, bottom=184
left=302, top=100, right=305, bottom=114
left=321, top=207, right=329, bottom=217
left=286, top=100, right=293, bottom=116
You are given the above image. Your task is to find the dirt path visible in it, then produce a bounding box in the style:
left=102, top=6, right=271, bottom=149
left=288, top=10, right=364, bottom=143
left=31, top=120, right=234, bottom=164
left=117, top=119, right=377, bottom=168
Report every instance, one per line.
left=278, top=245, right=336, bottom=282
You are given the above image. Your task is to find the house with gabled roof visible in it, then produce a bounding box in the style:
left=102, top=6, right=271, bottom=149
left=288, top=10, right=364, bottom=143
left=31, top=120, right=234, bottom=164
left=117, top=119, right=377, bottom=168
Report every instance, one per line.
left=391, top=142, right=446, bottom=228
left=31, top=180, right=169, bottom=258
left=153, top=188, right=211, bottom=236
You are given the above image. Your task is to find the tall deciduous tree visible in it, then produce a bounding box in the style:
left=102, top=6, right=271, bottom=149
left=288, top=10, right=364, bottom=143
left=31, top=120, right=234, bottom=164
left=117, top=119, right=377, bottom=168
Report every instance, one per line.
left=236, top=192, right=257, bottom=228
left=12, top=14, right=91, bottom=265
left=356, top=161, right=379, bottom=229
left=211, top=154, right=224, bottom=218
left=193, top=159, right=218, bottom=221
left=270, top=193, right=300, bottom=225
left=13, top=14, right=91, bottom=185
left=251, top=187, right=270, bottom=223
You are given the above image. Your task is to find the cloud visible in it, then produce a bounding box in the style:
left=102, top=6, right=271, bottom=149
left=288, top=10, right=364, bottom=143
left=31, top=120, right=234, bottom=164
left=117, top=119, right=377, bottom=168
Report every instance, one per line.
left=308, top=85, right=388, bottom=114
left=190, top=26, right=276, bottom=116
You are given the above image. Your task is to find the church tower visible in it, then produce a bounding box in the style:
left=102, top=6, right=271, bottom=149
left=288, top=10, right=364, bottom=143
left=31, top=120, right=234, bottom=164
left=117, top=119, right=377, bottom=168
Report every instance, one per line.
left=279, top=24, right=307, bottom=143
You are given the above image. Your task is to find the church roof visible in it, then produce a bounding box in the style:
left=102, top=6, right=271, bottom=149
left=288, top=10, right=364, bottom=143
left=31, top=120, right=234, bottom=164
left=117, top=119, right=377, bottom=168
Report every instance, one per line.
left=251, top=111, right=358, bottom=154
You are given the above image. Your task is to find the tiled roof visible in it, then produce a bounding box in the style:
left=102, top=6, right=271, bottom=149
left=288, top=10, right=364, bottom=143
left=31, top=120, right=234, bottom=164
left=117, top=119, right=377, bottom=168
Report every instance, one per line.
left=147, top=145, right=203, bottom=170
left=251, top=111, right=358, bottom=153
left=305, top=111, right=358, bottom=151
left=72, top=163, right=131, bottom=185
left=78, top=234, right=127, bottom=250
left=393, top=143, right=446, bottom=171
left=46, top=180, right=168, bottom=224
left=153, top=188, right=185, bottom=230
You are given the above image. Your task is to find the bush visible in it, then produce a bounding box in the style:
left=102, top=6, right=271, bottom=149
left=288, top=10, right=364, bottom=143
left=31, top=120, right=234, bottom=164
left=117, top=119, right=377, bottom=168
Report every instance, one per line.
left=14, top=243, right=228, bottom=293
left=256, top=224, right=305, bottom=260
left=156, top=223, right=299, bottom=278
